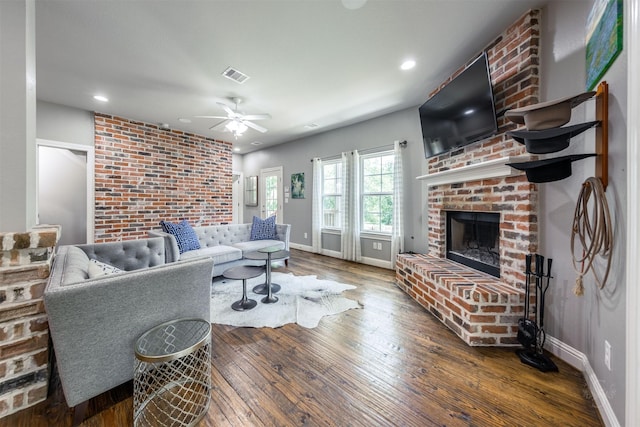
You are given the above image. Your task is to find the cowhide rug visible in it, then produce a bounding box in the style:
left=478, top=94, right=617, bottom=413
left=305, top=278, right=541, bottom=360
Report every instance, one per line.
left=210, top=272, right=361, bottom=328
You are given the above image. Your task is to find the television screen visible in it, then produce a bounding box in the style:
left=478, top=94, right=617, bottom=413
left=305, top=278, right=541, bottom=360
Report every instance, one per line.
left=419, top=52, right=498, bottom=158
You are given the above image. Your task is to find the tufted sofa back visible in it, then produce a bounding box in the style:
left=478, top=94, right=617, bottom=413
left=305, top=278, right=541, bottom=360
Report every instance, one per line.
left=77, top=237, right=165, bottom=271
left=195, top=224, right=252, bottom=248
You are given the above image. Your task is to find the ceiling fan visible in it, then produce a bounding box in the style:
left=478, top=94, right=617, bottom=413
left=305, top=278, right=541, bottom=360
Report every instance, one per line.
left=196, top=97, right=271, bottom=138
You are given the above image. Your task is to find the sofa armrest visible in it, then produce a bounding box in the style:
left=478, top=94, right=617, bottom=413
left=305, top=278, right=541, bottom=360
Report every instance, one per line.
left=44, top=256, right=214, bottom=407
left=148, top=229, right=180, bottom=263
left=275, top=224, right=291, bottom=251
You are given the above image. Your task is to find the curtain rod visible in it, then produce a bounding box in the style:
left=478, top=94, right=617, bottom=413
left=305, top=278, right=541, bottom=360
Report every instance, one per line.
left=310, top=140, right=407, bottom=162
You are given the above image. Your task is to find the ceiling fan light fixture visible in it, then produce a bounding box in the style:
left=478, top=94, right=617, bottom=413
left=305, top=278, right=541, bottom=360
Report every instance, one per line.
left=226, top=120, right=248, bottom=135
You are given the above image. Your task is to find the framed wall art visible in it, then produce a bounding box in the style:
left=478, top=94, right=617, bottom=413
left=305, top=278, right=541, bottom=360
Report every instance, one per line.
left=291, top=173, right=305, bottom=199
left=245, top=176, right=258, bottom=206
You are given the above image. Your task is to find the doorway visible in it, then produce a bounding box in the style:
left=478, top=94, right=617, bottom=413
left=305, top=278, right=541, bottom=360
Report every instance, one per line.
left=36, top=139, right=94, bottom=245
left=259, top=166, right=283, bottom=221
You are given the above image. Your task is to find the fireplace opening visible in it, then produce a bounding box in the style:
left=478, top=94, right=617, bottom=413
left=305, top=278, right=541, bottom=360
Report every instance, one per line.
left=446, top=211, right=500, bottom=277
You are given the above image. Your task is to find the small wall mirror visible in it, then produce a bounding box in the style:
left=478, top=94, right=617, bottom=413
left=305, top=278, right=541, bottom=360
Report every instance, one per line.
left=245, top=176, right=258, bottom=206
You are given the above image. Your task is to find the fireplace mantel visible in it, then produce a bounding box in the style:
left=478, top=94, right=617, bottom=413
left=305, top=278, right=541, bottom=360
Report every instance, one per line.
left=416, top=155, right=530, bottom=187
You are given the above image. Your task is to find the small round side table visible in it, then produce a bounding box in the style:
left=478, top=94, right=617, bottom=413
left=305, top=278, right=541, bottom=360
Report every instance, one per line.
left=245, top=247, right=290, bottom=304
left=222, top=265, right=264, bottom=311
left=134, top=318, right=211, bottom=427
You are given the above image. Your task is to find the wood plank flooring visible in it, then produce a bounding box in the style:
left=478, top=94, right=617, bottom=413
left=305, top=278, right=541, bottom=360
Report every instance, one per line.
left=1, top=249, right=603, bottom=426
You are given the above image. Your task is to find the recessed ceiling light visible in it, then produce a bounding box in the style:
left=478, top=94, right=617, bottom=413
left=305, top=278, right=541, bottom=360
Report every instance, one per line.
left=250, top=141, right=263, bottom=146
left=400, top=60, right=416, bottom=70
left=234, top=147, right=241, bottom=152
left=178, top=118, right=192, bottom=123
left=93, top=95, right=109, bottom=102
left=304, top=123, right=319, bottom=129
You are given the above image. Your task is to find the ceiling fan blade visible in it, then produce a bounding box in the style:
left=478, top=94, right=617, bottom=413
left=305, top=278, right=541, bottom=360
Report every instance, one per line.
left=195, top=115, right=228, bottom=119
left=243, top=120, right=268, bottom=133
left=209, top=119, right=230, bottom=130
left=216, top=102, right=236, bottom=117
left=242, top=114, right=271, bottom=121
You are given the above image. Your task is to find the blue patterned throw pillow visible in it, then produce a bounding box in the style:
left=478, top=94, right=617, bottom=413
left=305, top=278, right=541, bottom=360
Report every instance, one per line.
left=250, top=215, right=277, bottom=240
left=160, top=219, right=201, bottom=254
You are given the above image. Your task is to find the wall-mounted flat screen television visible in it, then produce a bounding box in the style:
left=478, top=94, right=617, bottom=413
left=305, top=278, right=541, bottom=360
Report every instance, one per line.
left=419, top=52, right=498, bottom=158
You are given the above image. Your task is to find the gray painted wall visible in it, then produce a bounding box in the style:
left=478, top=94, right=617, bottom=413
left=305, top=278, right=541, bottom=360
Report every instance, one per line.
left=37, top=101, right=94, bottom=145
left=540, top=1, right=627, bottom=422
left=241, top=108, right=426, bottom=254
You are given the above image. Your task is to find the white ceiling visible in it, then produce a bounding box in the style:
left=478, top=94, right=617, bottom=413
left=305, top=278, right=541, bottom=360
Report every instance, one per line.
left=35, top=0, right=544, bottom=153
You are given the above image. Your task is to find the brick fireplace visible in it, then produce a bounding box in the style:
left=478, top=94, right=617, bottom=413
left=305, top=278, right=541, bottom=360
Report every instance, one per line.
left=396, top=10, right=540, bottom=346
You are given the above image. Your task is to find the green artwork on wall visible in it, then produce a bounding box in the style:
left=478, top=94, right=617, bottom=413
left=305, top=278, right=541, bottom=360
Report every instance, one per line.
left=291, top=173, right=305, bottom=199
left=586, top=0, right=623, bottom=91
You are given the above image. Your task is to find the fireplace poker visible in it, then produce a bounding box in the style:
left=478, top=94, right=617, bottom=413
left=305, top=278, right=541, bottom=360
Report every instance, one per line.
left=517, top=254, right=536, bottom=349
left=538, top=258, right=553, bottom=351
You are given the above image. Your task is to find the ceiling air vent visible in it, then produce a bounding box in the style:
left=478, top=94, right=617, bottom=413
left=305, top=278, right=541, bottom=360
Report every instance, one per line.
left=221, top=66, right=250, bottom=84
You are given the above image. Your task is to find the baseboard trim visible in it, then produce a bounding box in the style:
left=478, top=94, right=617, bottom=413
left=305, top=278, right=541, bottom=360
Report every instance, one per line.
left=360, top=256, right=392, bottom=269
left=546, top=336, right=620, bottom=427
left=289, top=242, right=313, bottom=252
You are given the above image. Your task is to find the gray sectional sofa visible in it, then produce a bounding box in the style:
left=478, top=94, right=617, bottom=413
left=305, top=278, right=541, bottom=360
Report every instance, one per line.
left=149, top=223, right=291, bottom=277
left=44, top=237, right=214, bottom=412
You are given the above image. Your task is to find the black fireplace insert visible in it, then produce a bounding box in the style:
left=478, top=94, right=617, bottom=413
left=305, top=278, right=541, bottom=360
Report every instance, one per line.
left=446, top=211, right=500, bottom=277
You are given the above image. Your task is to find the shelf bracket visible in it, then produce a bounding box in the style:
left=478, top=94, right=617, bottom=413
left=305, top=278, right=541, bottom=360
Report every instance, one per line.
left=595, top=81, right=608, bottom=191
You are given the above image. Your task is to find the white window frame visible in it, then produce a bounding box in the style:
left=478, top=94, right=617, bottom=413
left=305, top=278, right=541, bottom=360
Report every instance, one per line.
left=321, top=159, right=343, bottom=231
left=360, top=150, right=394, bottom=236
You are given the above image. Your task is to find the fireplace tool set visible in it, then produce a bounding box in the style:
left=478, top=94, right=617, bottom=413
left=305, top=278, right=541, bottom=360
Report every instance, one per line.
left=516, top=253, right=558, bottom=372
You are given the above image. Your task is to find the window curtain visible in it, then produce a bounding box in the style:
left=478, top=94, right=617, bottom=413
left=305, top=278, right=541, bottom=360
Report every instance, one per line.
left=391, top=140, right=405, bottom=264
left=311, top=157, right=323, bottom=253
left=341, top=150, right=361, bottom=262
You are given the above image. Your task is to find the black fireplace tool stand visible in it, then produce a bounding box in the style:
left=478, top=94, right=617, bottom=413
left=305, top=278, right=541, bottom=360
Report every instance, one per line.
left=516, top=253, right=558, bottom=372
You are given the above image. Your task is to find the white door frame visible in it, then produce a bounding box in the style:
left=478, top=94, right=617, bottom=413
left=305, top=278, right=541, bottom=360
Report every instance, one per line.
left=626, top=0, right=639, bottom=424
left=36, top=138, right=95, bottom=243
left=232, top=170, right=244, bottom=224
left=259, top=166, right=283, bottom=221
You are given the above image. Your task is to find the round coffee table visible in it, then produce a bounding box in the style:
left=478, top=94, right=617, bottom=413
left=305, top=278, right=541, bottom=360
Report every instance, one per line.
left=222, top=265, right=264, bottom=311
left=245, top=247, right=290, bottom=304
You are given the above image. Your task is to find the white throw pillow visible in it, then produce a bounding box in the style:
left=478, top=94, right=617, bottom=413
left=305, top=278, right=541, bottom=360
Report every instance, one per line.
left=87, top=259, right=124, bottom=278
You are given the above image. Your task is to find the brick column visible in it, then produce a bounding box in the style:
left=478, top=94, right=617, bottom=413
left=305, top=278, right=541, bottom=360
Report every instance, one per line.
left=0, top=226, right=60, bottom=417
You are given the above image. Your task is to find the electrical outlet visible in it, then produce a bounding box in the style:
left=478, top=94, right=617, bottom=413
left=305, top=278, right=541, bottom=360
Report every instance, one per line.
left=604, top=340, right=611, bottom=371
left=304, top=232, right=308, bottom=239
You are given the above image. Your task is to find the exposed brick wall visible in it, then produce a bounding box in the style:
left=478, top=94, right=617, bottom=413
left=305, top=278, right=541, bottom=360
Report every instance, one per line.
left=94, top=114, right=233, bottom=242
left=426, top=9, right=540, bottom=287
left=397, top=10, right=540, bottom=346
left=0, top=226, right=60, bottom=417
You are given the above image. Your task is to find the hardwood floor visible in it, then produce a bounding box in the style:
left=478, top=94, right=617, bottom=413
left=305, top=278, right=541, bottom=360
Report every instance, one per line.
left=1, top=249, right=603, bottom=426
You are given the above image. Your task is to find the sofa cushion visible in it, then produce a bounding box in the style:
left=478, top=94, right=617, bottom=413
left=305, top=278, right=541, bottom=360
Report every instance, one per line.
left=160, top=220, right=201, bottom=254
left=180, top=245, right=243, bottom=265
left=233, top=239, right=285, bottom=256
left=60, top=246, right=91, bottom=285
left=250, top=215, right=276, bottom=240
left=88, top=259, right=123, bottom=278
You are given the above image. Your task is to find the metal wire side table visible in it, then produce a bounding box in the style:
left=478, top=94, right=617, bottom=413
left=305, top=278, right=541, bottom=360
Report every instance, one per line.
left=134, top=318, right=211, bottom=427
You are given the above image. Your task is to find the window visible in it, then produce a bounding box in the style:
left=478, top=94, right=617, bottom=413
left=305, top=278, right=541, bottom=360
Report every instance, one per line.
left=362, top=152, right=394, bottom=233
left=322, top=160, right=342, bottom=229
